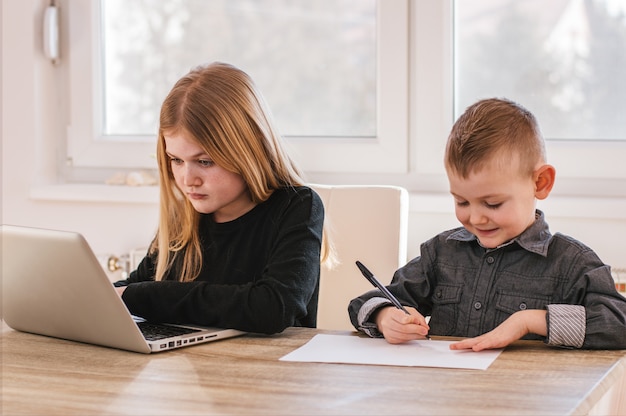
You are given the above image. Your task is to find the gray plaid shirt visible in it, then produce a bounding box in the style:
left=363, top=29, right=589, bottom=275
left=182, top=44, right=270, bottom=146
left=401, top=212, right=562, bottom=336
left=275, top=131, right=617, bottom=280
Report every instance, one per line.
left=349, top=210, right=626, bottom=349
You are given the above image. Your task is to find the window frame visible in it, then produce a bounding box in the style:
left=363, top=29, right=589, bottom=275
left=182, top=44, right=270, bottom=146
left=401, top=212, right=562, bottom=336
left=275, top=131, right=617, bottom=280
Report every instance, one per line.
left=411, top=0, right=626, bottom=197
left=63, top=0, right=626, bottom=198
left=66, top=0, right=410, bottom=174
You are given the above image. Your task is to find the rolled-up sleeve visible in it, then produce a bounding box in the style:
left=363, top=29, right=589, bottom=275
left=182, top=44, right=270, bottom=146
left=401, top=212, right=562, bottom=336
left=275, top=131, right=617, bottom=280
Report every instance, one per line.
left=546, top=304, right=585, bottom=348
left=357, top=297, right=392, bottom=337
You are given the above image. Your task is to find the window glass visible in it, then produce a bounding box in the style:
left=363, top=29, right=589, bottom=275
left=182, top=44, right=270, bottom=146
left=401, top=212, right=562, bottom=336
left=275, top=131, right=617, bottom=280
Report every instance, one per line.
left=101, top=0, right=377, bottom=139
left=454, top=0, right=626, bottom=141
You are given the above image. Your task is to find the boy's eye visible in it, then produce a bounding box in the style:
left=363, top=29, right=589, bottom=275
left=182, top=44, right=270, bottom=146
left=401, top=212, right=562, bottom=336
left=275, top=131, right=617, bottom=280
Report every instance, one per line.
left=455, top=201, right=469, bottom=207
left=485, top=202, right=502, bottom=209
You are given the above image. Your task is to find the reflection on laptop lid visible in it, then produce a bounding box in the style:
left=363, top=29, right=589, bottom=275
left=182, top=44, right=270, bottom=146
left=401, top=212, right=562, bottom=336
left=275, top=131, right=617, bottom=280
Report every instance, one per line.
left=1, top=225, right=245, bottom=353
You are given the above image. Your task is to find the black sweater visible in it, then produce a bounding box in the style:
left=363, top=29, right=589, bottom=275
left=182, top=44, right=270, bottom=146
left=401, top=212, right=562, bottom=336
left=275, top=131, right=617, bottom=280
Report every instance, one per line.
left=115, top=186, right=324, bottom=334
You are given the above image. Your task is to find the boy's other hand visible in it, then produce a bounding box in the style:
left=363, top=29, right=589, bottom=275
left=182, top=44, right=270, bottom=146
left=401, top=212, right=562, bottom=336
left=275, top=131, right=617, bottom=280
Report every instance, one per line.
left=375, top=306, right=430, bottom=344
left=449, top=309, right=547, bottom=351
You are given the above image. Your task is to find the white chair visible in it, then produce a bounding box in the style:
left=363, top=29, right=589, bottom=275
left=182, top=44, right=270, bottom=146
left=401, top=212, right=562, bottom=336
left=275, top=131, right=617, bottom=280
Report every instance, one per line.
left=310, top=184, right=409, bottom=330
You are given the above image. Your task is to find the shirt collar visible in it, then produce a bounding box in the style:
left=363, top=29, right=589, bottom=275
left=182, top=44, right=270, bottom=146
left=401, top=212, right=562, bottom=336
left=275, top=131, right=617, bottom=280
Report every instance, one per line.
left=447, top=210, right=552, bottom=257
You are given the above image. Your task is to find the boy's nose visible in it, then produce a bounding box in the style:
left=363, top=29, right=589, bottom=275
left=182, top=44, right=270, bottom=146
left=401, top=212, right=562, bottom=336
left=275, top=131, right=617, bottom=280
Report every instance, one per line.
left=469, top=208, right=487, bottom=225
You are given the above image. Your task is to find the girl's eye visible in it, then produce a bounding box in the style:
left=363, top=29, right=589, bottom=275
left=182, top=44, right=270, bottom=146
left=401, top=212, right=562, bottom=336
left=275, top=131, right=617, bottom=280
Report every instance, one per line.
left=455, top=201, right=469, bottom=207
left=198, top=159, right=214, bottom=167
left=485, top=202, right=502, bottom=209
left=170, top=157, right=183, bottom=165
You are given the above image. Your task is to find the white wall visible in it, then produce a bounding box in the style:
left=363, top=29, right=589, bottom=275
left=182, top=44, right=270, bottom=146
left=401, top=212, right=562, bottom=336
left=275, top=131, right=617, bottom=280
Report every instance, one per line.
left=3, top=0, right=626, bottom=283
left=2, top=0, right=159, bottom=279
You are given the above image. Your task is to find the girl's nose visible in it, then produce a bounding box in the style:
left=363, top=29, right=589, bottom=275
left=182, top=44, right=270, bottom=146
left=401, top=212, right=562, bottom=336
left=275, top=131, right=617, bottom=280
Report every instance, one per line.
left=182, top=165, right=201, bottom=187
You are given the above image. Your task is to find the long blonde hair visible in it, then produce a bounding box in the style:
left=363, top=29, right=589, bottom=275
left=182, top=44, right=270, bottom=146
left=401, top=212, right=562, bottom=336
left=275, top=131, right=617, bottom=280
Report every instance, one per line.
left=153, top=62, right=331, bottom=281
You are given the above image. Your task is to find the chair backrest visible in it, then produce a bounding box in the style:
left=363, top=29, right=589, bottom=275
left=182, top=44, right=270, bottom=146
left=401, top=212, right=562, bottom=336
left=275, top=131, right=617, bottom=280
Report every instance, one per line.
left=311, top=184, right=409, bottom=330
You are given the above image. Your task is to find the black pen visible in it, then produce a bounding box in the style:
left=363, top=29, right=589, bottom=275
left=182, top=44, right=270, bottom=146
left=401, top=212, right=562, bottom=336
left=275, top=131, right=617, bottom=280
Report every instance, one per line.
left=355, top=260, right=430, bottom=340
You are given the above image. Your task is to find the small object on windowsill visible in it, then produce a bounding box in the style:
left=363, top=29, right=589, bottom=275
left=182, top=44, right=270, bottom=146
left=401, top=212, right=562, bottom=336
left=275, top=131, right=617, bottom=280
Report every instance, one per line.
left=105, top=171, right=158, bottom=187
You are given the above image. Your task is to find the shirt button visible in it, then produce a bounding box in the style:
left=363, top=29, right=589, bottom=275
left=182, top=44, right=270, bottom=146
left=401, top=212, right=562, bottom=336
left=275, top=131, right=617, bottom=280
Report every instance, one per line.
left=519, top=302, right=527, bottom=310
left=436, top=290, right=443, bottom=299
left=486, top=256, right=495, bottom=264
left=474, top=301, right=482, bottom=310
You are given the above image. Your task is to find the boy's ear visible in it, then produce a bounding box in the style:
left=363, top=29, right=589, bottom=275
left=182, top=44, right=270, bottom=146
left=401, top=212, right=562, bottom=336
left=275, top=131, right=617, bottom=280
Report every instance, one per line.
left=534, top=164, right=556, bottom=200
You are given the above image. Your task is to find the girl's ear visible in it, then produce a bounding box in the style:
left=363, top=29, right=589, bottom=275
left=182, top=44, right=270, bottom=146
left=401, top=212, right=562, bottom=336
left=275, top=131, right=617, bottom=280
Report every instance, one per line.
left=534, top=164, right=556, bottom=200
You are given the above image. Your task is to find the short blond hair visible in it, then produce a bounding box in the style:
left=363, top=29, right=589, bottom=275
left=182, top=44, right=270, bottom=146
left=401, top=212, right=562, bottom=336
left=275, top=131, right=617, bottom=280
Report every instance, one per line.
left=445, top=98, right=546, bottom=178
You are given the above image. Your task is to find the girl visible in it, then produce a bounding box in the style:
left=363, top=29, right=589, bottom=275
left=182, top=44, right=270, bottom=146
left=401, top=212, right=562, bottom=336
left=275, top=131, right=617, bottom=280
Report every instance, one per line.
left=115, top=62, right=330, bottom=334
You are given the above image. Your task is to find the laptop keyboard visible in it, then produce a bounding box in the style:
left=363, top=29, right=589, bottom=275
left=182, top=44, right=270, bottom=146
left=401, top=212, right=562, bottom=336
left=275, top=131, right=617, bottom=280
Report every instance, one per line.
left=137, top=321, right=201, bottom=341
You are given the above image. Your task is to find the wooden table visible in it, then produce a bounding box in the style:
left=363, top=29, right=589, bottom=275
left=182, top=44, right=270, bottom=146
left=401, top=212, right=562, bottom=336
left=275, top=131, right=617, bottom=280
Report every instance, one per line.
left=2, top=322, right=625, bottom=415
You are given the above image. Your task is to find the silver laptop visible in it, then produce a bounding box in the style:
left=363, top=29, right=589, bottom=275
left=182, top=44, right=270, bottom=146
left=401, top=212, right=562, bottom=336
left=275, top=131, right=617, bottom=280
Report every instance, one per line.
left=1, top=224, right=246, bottom=353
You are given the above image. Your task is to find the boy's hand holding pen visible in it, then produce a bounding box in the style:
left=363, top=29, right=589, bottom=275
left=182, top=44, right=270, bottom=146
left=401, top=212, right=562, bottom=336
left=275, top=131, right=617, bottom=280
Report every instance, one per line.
left=356, top=261, right=431, bottom=342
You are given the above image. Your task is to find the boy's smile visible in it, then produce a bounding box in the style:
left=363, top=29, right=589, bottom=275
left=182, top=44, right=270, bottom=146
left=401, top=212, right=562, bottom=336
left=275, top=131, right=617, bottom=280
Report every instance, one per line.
left=447, top=158, right=539, bottom=249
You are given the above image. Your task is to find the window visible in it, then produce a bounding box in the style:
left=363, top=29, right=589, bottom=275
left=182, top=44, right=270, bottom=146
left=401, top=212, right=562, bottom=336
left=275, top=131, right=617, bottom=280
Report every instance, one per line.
left=411, top=0, right=626, bottom=194
left=455, top=0, right=626, bottom=142
left=63, top=0, right=626, bottom=196
left=66, top=0, right=409, bottom=174
left=453, top=0, right=626, bottom=189
left=101, top=0, right=377, bottom=138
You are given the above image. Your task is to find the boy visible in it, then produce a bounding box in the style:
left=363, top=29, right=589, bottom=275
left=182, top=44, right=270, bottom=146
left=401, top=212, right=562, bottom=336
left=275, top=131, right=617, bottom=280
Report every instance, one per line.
left=348, top=98, right=626, bottom=350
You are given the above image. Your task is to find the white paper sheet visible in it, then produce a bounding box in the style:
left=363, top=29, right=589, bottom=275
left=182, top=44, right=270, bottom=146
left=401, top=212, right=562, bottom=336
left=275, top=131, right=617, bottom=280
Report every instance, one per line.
left=279, top=334, right=503, bottom=370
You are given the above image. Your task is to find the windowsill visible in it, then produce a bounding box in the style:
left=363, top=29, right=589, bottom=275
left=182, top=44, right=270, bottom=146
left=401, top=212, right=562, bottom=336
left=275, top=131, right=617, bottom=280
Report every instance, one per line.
left=30, top=183, right=626, bottom=220
left=30, top=183, right=159, bottom=204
